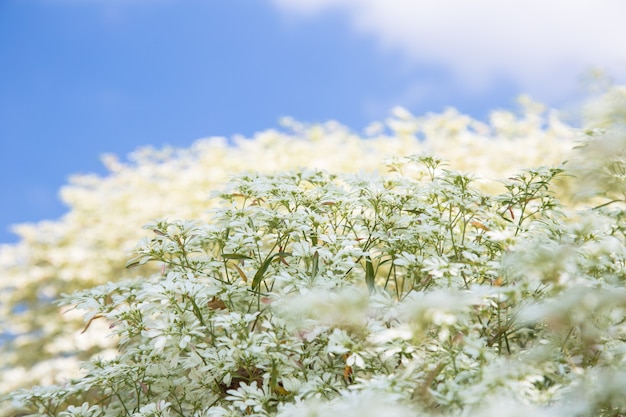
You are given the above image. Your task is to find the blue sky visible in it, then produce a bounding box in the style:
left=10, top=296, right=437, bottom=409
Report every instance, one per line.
left=1, top=0, right=625, bottom=244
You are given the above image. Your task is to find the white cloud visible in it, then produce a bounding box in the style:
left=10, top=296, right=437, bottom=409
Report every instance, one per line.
left=270, top=0, right=626, bottom=102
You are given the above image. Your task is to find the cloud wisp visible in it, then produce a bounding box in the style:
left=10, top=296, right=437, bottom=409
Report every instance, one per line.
left=270, top=0, right=626, bottom=102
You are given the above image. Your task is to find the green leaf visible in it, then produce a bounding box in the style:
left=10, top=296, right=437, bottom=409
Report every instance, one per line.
left=311, top=250, right=319, bottom=280
left=125, top=260, right=141, bottom=269
left=270, top=360, right=278, bottom=392
left=252, top=252, right=291, bottom=291
left=222, top=253, right=253, bottom=260
left=365, top=255, right=375, bottom=293
left=125, top=256, right=151, bottom=269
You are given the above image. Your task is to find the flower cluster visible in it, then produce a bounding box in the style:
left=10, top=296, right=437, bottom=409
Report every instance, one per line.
left=3, top=87, right=626, bottom=416
left=0, top=98, right=575, bottom=402
left=7, top=141, right=626, bottom=416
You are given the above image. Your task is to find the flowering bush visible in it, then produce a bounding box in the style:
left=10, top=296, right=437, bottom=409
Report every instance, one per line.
left=2, top=89, right=626, bottom=416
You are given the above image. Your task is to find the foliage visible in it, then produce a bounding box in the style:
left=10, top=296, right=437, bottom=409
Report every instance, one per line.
left=0, top=100, right=573, bottom=400
left=2, top=90, right=626, bottom=416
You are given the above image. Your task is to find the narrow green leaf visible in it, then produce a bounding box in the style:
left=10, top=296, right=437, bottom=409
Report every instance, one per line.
left=125, top=256, right=151, bottom=269
left=252, top=252, right=291, bottom=291
left=222, top=253, right=253, bottom=260
left=187, top=296, right=207, bottom=328
left=125, top=260, right=141, bottom=269
left=252, top=257, right=273, bottom=291
left=270, top=360, right=278, bottom=392
left=311, top=251, right=319, bottom=280
left=365, top=255, right=375, bottom=293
